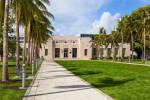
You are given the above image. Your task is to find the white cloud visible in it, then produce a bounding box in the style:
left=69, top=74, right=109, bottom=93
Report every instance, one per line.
left=48, top=0, right=109, bottom=35
left=91, top=12, right=121, bottom=34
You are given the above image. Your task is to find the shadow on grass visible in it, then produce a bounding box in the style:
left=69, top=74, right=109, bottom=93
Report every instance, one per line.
left=72, top=70, right=102, bottom=76
left=1, top=86, right=20, bottom=90
left=0, top=79, right=21, bottom=84
left=92, top=77, right=135, bottom=88
left=67, top=67, right=78, bottom=71
left=0, top=80, right=22, bottom=90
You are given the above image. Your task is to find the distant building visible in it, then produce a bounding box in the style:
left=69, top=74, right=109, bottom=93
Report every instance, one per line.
left=40, top=34, right=131, bottom=61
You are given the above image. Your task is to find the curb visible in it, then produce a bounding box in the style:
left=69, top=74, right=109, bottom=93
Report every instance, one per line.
left=22, top=62, right=43, bottom=100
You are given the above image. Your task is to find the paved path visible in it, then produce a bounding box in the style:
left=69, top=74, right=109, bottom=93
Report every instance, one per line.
left=23, top=61, right=113, bottom=100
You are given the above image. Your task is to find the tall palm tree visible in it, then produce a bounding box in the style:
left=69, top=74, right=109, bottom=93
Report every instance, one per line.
left=125, top=16, right=140, bottom=62
left=91, top=27, right=107, bottom=59
left=25, top=0, right=53, bottom=65
left=12, top=0, right=21, bottom=75
left=131, top=7, right=150, bottom=62
left=117, top=16, right=129, bottom=61
left=108, top=30, right=119, bottom=61
left=2, top=0, right=9, bottom=82
left=12, top=0, right=30, bottom=74
left=99, top=27, right=108, bottom=59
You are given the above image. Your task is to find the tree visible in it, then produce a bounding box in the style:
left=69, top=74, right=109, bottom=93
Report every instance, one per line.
left=131, top=5, right=150, bottom=62
left=91, top=27, right=107, bottom=59
left=117, top=16, right=129, bottom=61
left=25, top=0, right=54, bottom=64
left=107, top=30, right=119, bottom=61
left=0, top=12, right=14, bottom=61
left=2, top=0, right=9, bottom=82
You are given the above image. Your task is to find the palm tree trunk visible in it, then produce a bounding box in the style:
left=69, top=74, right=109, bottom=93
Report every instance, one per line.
left=34, top=42, right=36, bottom=60
left=112, top=42, right=115, bottom=61
left=96, top=47, right=99, bottom=59
left=32, top=40, right=35, bottom=62
left=131, top=33, right=134, bottom=61
left=143, top=18, right=146, bottom=63
left=27, top=34, right=31, bottom=65
left=15, top=19, right=20, bottom=75
left=23, top=25, right=27, bottom=64
left=30, top=39, right=33, bottom=64
left=121, top=31, right=124, bottom=61
left=2, top=0, right=9, bottom=82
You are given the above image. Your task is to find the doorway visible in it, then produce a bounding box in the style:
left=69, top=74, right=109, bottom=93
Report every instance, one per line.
left=64, top=48, right=68, bottom=58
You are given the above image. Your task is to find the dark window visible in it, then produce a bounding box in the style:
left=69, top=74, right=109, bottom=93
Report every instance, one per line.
left=92, top=48, right=96, bottom=56
left=64, top=41, right=67, bottom=43
left=123, top=48, right=126, bottom=57
left=64, top=48, right=68, bottom=58
left=72, top=48, right=77, bottom=58
left=115, top=48, right=118, bottom=55
left=45, top=49, right=48, bottom=56
left=107, top=48, right=112, bottom=58
left=84, top=49, right=88, bottom=56
left=55, top=48, right=60, bottom=58
left=100, top=48, right=104, bottom=58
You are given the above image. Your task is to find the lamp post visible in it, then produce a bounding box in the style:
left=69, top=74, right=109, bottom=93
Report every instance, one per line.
left=20, top=64, right=26, bottom=89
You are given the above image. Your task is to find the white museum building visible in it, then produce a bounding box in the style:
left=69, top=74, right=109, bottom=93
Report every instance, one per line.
left=39, top=34, right=131, bottom=61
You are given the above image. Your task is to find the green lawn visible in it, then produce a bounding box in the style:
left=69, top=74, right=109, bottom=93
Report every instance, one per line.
left=102, top=59, right=150, bottom=65
left=56, top=60, right=150, bottom=100
left=0, top=61, right=32, bottom=100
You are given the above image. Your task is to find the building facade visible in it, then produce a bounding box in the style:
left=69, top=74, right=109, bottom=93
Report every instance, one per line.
left=40, top=34, right=131, bottom=61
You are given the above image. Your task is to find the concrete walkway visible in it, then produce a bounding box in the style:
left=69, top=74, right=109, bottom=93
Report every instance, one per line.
left=23, top=61, right=113, bottom=100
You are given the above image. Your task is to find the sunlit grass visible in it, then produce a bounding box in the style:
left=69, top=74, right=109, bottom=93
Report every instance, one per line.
left=0, top=61, right=32, bottom=100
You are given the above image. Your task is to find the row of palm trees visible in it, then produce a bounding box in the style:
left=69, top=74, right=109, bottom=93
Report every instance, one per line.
left=0, top=0, right=54, bottom=82
left=92, top=5, right=150, bottom=62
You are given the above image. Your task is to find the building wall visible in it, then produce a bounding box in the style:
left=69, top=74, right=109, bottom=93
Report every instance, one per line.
left=80, top=37, right=92, bottom=60
left=53, top=36, right=81, bottom=60
left=40, top=35, right=131, bottom=60
left=40, top=38, right=54, bottom=61
left=101, top=43, right=131, bottom=58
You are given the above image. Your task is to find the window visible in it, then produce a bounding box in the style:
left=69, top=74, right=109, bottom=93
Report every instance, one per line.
left=84, top=49, right=88, bottom=56
left=123, top=48, right=126, bottom=57
left=100, top=48, right=104, bottom=58
left=107, top=48, right=112, bottom=58
left=72, top=48, right=77, bottom=58
left=115, top=48, right=118, bottom=56
left=45, top=49, right=48, bottom=56
left=92, top=48, right=96, bottom=55
left=64, top=48, right=68, bottom=58
left=55, top=48, right=60, bottom=58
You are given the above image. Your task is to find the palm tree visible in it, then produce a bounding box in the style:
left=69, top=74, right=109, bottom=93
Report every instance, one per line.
left=108, top=30, right=119, bottom=61
left=131, top=6, right=150, bottom=63
left=2, top=0, right=9, bottom=82
left=125, top=16, right=140, bottom=62
left=24, top=0, right=54, bottom=65
left=117, top=16, right=129, bottom=61
left=91, top=27, right=108, bottom=59
left=12, top=0, right=30, bottom=74
left=12, top=0, right=21, bottom=75
left=99, top=27, right=107, bottom=58
left=12, top=0, right=53, bottom=66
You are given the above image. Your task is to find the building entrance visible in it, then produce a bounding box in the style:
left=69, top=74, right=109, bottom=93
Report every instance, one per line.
left=72, top=48, right=77, bottom=58
left=64, top=48, right=68, bottom=58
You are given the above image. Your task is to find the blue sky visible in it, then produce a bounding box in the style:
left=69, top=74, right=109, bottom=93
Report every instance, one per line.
left=48, top=0, right=150, bottom=36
